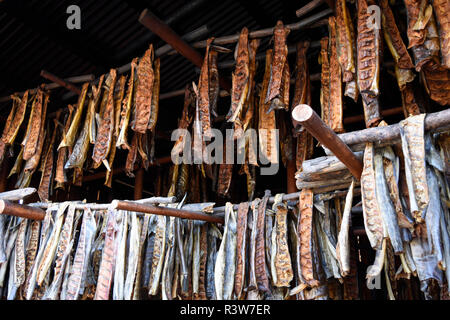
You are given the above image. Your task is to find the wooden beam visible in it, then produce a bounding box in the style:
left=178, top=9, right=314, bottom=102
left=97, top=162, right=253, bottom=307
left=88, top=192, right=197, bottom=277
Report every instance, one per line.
left=138, top=8, right=231, bottom=91
left=296, top=0, right=325, bottom=18
left=323, top=0, right=336, bottom=13
left=134, top=168, right=144, bottom=200
left=40, top=70, right=81, bottom=95
left=292, top=104, right=363, bottom=180
left=0, top=188, right=37, bottom=201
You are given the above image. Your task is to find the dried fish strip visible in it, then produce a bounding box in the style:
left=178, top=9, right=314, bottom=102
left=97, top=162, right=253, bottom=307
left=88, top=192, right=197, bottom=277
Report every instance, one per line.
left=259, top=49, right=277, bottom=164
left=55, top=105, right=74, bottom=187
left=198, top=39, right=214, bottom=138
left=431, top=0, right=450, bottom=68
left=113, top=211, right=127, bottom=300
left=299, top=189, right=320, bottom=288
left=148, top=215, right=167, bottom=295
left=335, top=0, right=356, bottom=81
left=255, top=190, right=271, bottom=292
left=92, top=69, right=117, bottom=169
left=320, top=37, right=331, bottom=126
left=227, top=28, right=250, bottom=125
left=214, top=203, right=237, bottom=300
left=399, top=114, right=428, bottom=223
left=13, top=219, right=27, bottom=287
left=361, top=143, right=385, bottom=250
left=266, top=21, right=290, bottom=110
left=357, top=0, right=381, bottom=117
left=117, top=59, right=137, bottom=150
left=148, top=58, right=160, bottom=132
left=234, top=202, right=249, bottom=298
left=209, top=50, right=220, bottom=118
left=23, top=88, right=43, bottom=160
left=328, top=16, right=344, bottom=133
left=380, top=0, right=415, bottom=69
left=58, top=83, right=89, bottom=149
left=172, top=86, right=194, bottom=156
left=133, top=46, right=154, bottom=134
left=336, top=180, right=355, bottom=277
left=421, top=62, right=450, bottom=106
left=272, top=196, right=293, bottom=287
left=3, top=91, right=28, bottom=145
left=94, top=210, right=117, bottom=300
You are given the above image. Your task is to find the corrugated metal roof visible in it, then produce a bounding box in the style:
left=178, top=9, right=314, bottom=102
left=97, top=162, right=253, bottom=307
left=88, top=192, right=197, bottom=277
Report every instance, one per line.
left=0, top=0, right=330, bottom=117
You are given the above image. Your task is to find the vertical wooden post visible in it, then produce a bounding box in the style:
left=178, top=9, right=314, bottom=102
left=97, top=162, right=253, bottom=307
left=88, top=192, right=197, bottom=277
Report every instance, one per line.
left=0, top=159, right=10, bottom=193
left=134, top=168, right=144, bottom=200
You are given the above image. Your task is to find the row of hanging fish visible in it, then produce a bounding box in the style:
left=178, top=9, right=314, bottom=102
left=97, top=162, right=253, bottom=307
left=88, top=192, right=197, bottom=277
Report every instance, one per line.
left=0, top=44, right=160, bottom=200
left=320, top=0, right=449, bottom=131
left=359, top=113, right=450, bottom=299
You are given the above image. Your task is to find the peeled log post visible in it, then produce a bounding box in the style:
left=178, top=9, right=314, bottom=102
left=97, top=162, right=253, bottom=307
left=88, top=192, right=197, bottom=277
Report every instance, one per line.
left=138, top=8, right=231, bottom=91
left=329, top=108, right=450, bottom=152
left=40, top=70, right=82, bottom=95
left=0, top=200, right=45, bottom=220
left=0, top=188, right=37, bottom=201
left=111, top=200, right=224, bottom=224
left=292, top=104, right=363, bottom=180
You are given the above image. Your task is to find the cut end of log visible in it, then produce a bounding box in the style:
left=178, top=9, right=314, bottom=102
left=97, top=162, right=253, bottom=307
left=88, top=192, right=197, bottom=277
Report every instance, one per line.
left=292, top=104, right=313, bottom=122
left=138, top=8, right=150, bottom=23
left=110, top=199, right=119, bottom=210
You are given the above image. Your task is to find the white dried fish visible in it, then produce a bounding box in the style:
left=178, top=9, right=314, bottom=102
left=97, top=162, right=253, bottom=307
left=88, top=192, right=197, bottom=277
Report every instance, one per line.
left=336, top=180, right=355, bottom=276
left=124, top=212, right=140, bottom=300
left=113, top=211, right=127, bottom=300
left=148, top=214, right=167, bottom=295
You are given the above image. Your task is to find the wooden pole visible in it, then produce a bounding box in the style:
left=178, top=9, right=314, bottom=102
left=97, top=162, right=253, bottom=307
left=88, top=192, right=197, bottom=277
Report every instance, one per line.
left=134, top=168, right=144, bottom=200
left=292, top=104, right=363, bottom=180
left=138, top=8, right=231, bottom=91
left=296, top=0, right=325, bottom=17
left=111, top=200, right=225, bottom=224
left=0, top=188, right=37, bottom=201
left=0, top=200, right=46, bottom=220
left=335, top=108, right=450, bottom=150
left=40, top=70, right=82, bottom=95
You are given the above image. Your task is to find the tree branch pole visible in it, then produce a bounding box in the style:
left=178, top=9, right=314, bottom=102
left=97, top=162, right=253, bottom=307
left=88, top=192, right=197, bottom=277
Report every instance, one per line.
left=40, top=70, right=82, bottom=95
left=292, top=104, right=363, bottom=180
left=0, top=200, right=46, bottom=220
left=111, top=200, right=225, bottom=224
left=134, top=168, right=144, bottom=200
left=0, top=188, right=37, bottom=201
left=326, top=108, right=450, bottom=152
left=139, top=8, right=231, bottom=91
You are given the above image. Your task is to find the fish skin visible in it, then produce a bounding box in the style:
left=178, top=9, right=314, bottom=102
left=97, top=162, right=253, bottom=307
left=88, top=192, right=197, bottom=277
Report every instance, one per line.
left=162, top=216, right=176, bottom=300
left=399, top=114, right=428, bottom=223
left=113, top=211, right=127, bottom=300
left=148, top=58, right=160, bottom=132
left=21, top=220, right=41, bottom=299
left=319, top=37, right=331, bottom=127
left=258, top=50, right=277, bottom=164
left=227, top=28, right=250, bottom=124
left=133, top=46, right=154, bottom=134
left=380, top=0, right=415, bottom=69
left=328, top=17, right=344, bottom=133
left=55, top=105, right=74, bottom=187
left=273, top=197, right=293, bottom=287
left=148, top=215, right=167, bottom=295
left=197, top=224, right=208, bottom=300
left=361, top=143, right=385, bottom=249
left=13, top=219, right=28, bottom=287
left=266, top=21, right=289, bottom=105
left=431, top=0, right=450, bottom=68
left=299, top=189, right=320, bottom=288
left=357, top=0, right=382, bottom=127
left=255, top=191, right=271, bottom=292
left=94, top=210, right=118, bottom=300
left=92, top=69, right=117, bottom=168
left=206, top=226, right=219, bottom=300
left=172, top=86, right=194, bottom=156
left=234, top=202, right=249, bottom=298
left=336, top=181, right=355, bottom=277
left=0, top=216, right=7, bottom=263
left=197, top=39, right=213, bottom=138
left=131, top=215, right=150, bottom=300
left=192, top=224, right=201, bottom=296
left=0, top=222, right=18, bottom=287
left=43, top=205, right=76, bottom=300
left=366, top=238, right=387, bottom=286
left=209, top=50, right=220, bottom=118
left=67, top=209, right=97, bottom=300
left=117, top=59, right=137, bottom=150
left=335, top=0, right=356, bottom=81
left=23, top=88, right=43, bottom=160
left=421, top=61, right=450, bottom=106
left=58, top=83, right=89, bottom=149
left=125, top=133, right=139, bottom=178
left=36, top=202, right=70, bottom=286
left=374, top=150, right=403, bottom=254
left=3, top=91, right=28, bottom=145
